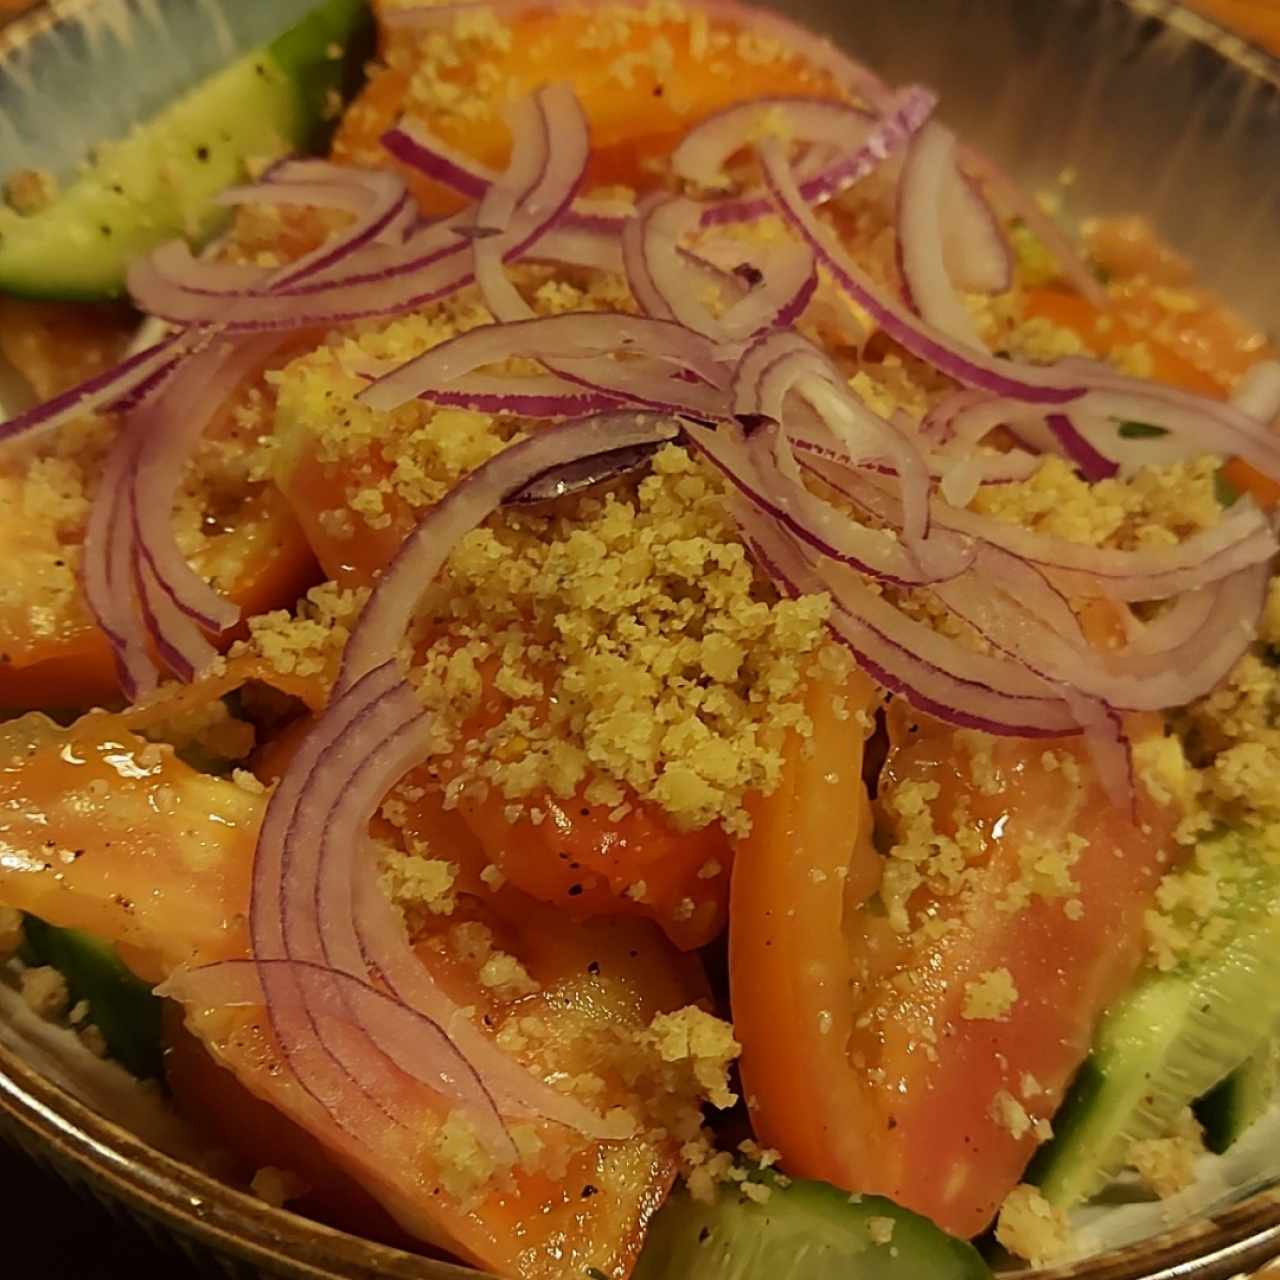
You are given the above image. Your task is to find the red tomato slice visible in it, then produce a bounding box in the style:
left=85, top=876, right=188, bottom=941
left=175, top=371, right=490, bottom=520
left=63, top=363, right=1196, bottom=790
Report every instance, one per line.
left=0, top=325, right=323, bottom=711
left=336, top=4, right=844, bottom=216
left=730, top=672, right=1177, bottom=1238
left=0, top=672, right=707, bottom=1279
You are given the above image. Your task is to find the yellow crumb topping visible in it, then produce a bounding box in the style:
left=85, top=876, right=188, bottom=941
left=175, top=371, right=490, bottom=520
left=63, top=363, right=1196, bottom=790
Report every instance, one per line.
left=867, top=1216, right=896, bottom=1246
left=1128, top=1108, right=1205, bottom=1198
left=996, top=1184, right=1072, bottom=1266
left=0, top=906, right=22, bottom=963
left=249, top=1166, right=309, bottom=1208
left=970, top=455, right=1224, bottom=554
left=642, top=1005, right=741, bottom=1110
left=401, top=444, right=833, bottom=835
left=238, top=581, right=367, bottom=681
left=20, top=964, right=69, bottom=1021
left=962, top=968, right=1019, bottom=1021
left=3, top=168, right=58, bottom=215
left=378, top=845, right=459, bottom=919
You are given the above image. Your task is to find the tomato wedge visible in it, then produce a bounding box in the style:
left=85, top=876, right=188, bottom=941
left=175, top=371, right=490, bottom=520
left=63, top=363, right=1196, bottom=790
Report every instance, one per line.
left=731, top=672, right=1178, bottom=1238
left=1022, top=285, right=1280, bottom=509
left=0, top=667, right=710, bottom=1279
left=1021, top=287, right=1226, bottom=397
left=729, top=667, right=881, bottom=1179
left=0, top=327, right=322, bottom=711
left=337, top=4, right=843, bottom=215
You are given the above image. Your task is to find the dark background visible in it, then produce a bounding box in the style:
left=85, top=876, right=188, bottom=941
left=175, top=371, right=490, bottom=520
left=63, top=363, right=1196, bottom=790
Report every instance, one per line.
left=0, top=1139, right=200, bottom=1277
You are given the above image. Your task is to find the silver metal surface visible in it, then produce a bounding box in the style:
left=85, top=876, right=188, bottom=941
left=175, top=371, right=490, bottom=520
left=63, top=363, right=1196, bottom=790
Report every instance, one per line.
left=784, top=0, right=1280, bottom=334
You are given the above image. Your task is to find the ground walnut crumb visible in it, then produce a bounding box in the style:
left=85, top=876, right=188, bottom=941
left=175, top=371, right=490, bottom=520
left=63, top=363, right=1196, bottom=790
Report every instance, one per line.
left=428, top=1112, right=505, bottom=1200
left=642, top=1004, right=741, bottom=1110
left=249, top=1166, right=309, bottom=1207
left=971, top=454, right=1223, bottom=554
left=996, top=1184, right=1072, bottom=1266
left=1128, top=1108, right=1205, bottom=1198
left=409, top=444, right=833, bottom=836
left=962, top=967, right=1018, bottom=1021
left=238, top=580, right=367, bottom=680
left=4, top=167, right=58, bottom=215
left=0, top=905, right=23, bottom=962
left=878, top=775, right=986, bottom=933
left=378, top=845, right=458, bottom=919
left=866, top=1215, right=896, bottom=1245
left=20, top=965, right=70, bottom=1021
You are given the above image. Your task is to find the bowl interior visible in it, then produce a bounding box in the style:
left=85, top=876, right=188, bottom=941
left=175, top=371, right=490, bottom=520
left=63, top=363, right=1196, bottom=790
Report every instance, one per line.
left=1, top=1, right=1279, bottom=1278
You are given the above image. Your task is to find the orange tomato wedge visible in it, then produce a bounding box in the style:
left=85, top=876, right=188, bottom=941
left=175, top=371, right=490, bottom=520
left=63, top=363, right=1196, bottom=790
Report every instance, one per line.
left=730, top=671, right=1178, bottom=1238
left=338, top=4, right=844, bottom=215
left=1023, top=285, right=1280, bottom=510
left=729, top=667, right=881, bottom=1182
left=0, top=664, right=706, bottom=1279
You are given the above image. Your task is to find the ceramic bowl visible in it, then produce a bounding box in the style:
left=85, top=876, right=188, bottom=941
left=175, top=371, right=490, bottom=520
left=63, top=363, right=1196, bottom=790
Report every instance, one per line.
left=1, top=0, right=1278, bottom=1277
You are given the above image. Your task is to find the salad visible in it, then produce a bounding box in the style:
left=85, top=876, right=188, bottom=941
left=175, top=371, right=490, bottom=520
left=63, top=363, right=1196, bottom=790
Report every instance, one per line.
left=0, top=0, right=1278, bottom=1276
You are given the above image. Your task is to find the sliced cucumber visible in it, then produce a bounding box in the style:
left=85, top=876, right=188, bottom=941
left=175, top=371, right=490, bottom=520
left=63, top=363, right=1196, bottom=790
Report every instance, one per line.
left=1196, top=1037, right=1279, bottom=1155
left=0, top=0, right=371, bottom=301
left=20, top=915, right=162, bottom=1080
left=1031, top=828, right=1280, bottom=1208
left=631, top=1173, right=991, bottom=1280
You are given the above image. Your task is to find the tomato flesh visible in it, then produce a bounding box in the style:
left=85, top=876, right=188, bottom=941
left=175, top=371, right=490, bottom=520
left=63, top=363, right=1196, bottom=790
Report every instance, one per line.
left=731, top=676, right=1177, bottom=1237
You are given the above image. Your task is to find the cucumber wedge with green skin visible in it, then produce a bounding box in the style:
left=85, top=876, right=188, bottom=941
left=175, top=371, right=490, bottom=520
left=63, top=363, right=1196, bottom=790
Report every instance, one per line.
left=1030, top=829, right=1280, bottom=1208
left=632, top=1174, right=992, bottom=1280
left=1196, top=1037, right=1279, bottom=1155
left=20, top=915, right=162, bottom=1080
left=0, top=0, right=372, bottom=301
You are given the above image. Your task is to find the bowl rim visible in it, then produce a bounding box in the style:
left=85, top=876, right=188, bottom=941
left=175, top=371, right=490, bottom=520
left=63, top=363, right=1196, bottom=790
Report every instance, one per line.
left=1, top=1, right=1279, bottom=1278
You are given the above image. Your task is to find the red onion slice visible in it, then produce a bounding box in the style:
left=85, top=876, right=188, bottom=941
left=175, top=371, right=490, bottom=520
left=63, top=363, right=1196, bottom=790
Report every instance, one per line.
left=132, top=168, right=418, bottom=309
left=130, top=336, right=282, bottom=633
left=344, top=364, right=625, bottom=418
left=961, top=146, right=1107, bottom=309
left=1077, top=387, right=1280, bottom=482
left=720, top=243, right=817, bottom=337
left=624, top=195, right=816, bottom=342
left=126, top=83, right=589, bottom=332
left=380, top=117, right=491, bottom=201
left=672, top=95, right=876, bottom=190
left=830, top=457, right=1278, bottom=603
left=358, top=313, right=726, bottom=414
left=81, top=431, right=157, bottom=700
left=311, top=681, right=617, bottom=1131
left=788, top=421, right=1039, bottom=487
left=1045, top=412, right=1121, bottom=482
left=81, top=336, right=289, bottom=698
left=132, top=549, right=219, bottom=686
left=941, top=381, right=1280, bottom=485
left=163, top=956, right=510, bottom=1139
left=941, top=166, right=1012, bottom=294
left=381, top=115, right=631, bottom=236
left=685, top=419, right=969, bottom=586
left=800, top=455, right=1270, bottom=711
left=0, top=333, right=186, bottom=447
left=707, top=89, right=936, bottom=227
left=932, top=550, right=1266, bottom=711
left=280, top=681, right=520, bottom=1143
left=246, top=665, right=512, bottom=1148
left=759, top=139, right=1089, bottom=404
left=739, top=504, right=1084, bottom=736
left=897, top=123, right=987, bottom=347
left=337, top=413, right=681, bottom=696
left=730, top=330, right=933, bottom=545
left=1232, top=359, right=1280, bottom=427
